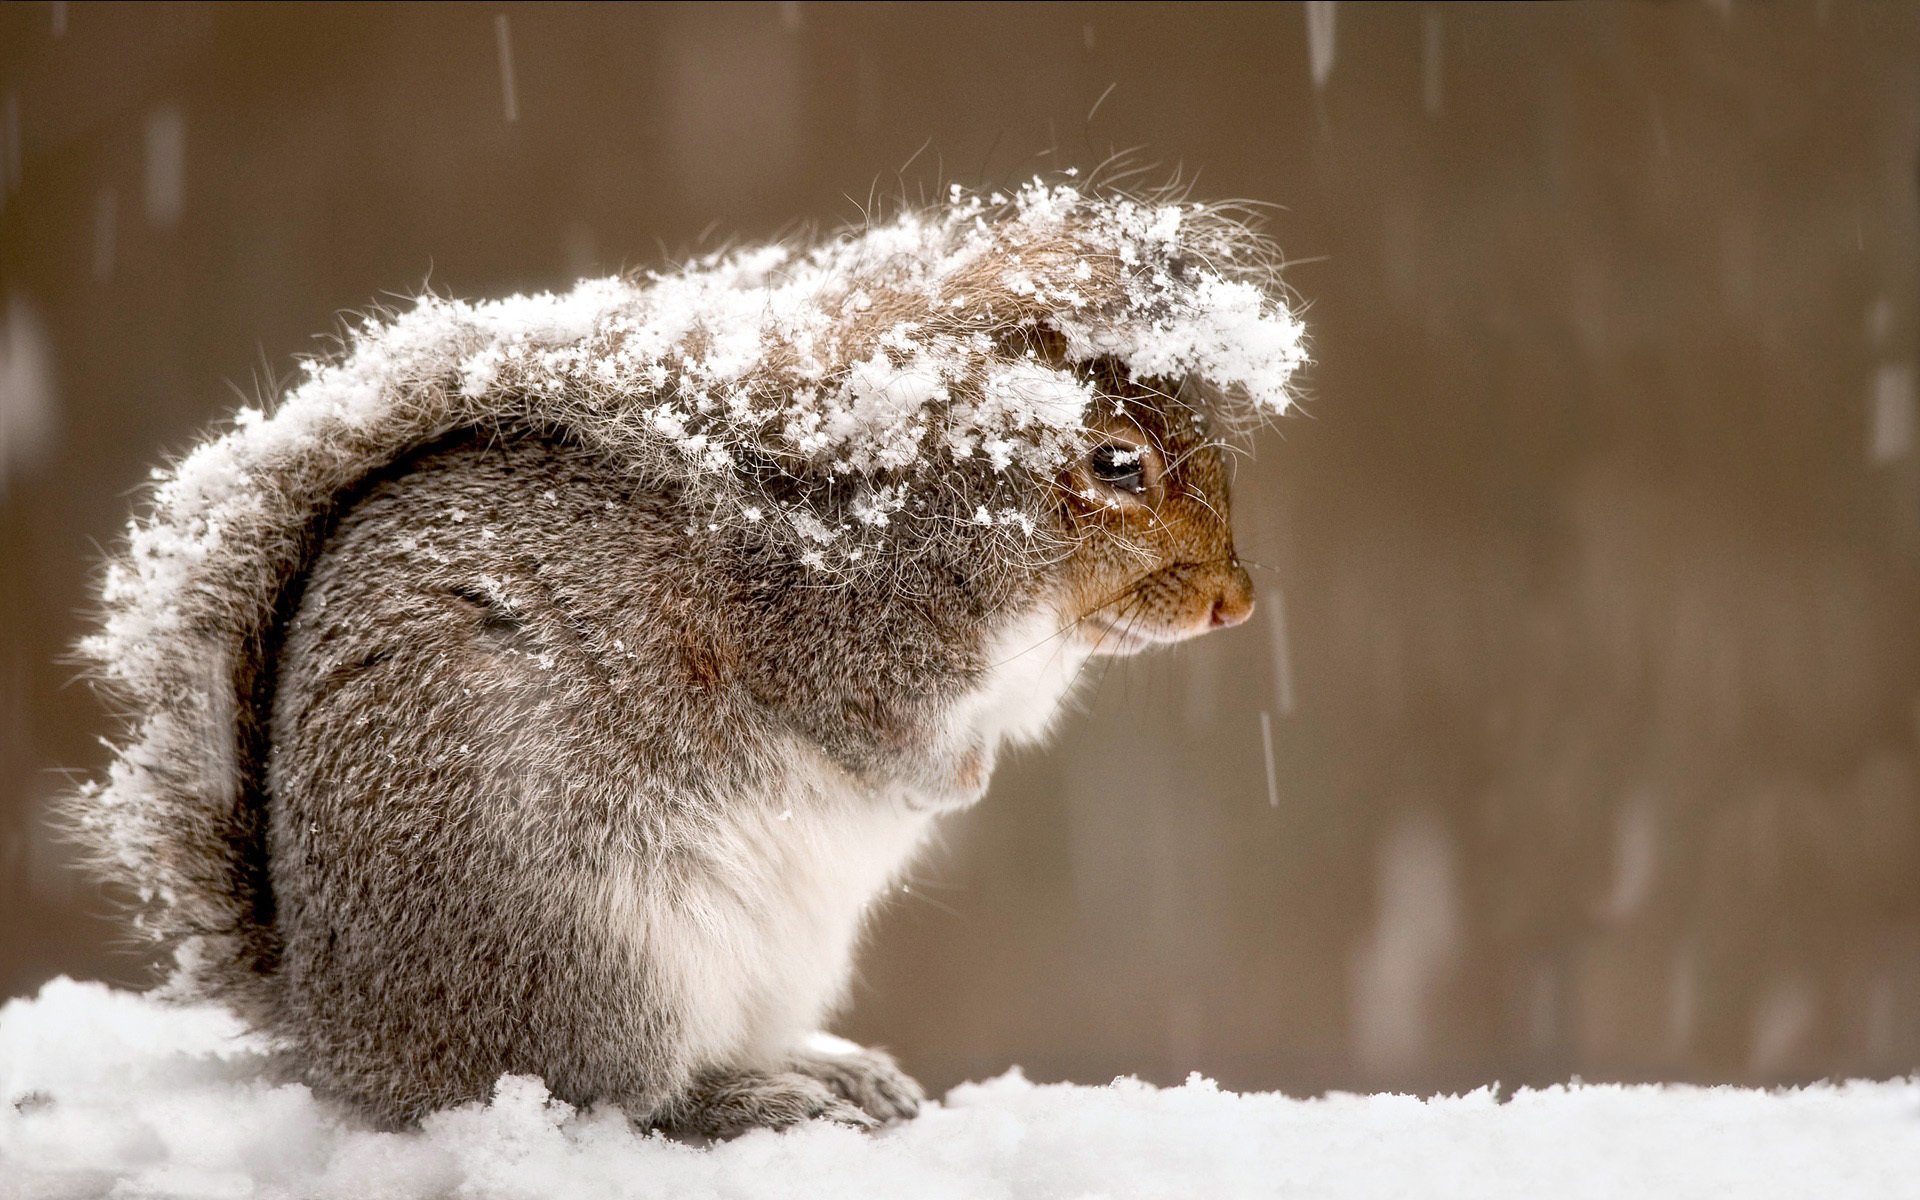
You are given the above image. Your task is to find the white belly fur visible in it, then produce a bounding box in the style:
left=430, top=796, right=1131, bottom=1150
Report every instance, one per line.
left=956, top=603, right=1092, bottom=750
left=602, top=601, right=1088, bottom=1070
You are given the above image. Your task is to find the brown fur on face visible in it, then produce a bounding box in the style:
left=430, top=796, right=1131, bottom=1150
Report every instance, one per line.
left=1055, top=362, right=1256, bottom=656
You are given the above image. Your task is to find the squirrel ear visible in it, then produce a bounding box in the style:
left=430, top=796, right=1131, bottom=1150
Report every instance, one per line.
left=1018, top=323, right=1070, bottom=364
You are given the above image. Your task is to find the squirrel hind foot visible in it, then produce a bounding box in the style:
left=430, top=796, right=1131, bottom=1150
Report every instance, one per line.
left=654, top=1067, right=880, bottom=1138
left=788, top=1042, right=925, bottom=1125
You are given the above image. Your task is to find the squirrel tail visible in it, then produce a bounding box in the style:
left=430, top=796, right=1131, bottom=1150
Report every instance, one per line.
left=67, top=287, right=632, bottom=1007
left=70, top=386, right=471, bottom=1007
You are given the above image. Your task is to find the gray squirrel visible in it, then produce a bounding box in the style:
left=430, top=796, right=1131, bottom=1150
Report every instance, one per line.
left=71, top=181, right=1307, bottom=1134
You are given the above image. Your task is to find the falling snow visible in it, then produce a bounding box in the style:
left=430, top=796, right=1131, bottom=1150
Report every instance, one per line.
left=0, top=291, right=58, bottom=495
left=494, top=15, right=520, bottom=124
left=1258, top=710, right=1280, bottom=808
left=142, top=106, right=184, bottom=228
left=1306, top=1, right=1337, bottom=92
left=1264, top=586, right=1297, bottom=716
left=1423, top=11, right=1444, bottom=116
left=2, top=90, right=20, bottom=202
left=90, top=189, right=115, bottom=281
left=1869, top=363, right=1914, bottom=465
left=1351, top=811, right=1463, bottom=1073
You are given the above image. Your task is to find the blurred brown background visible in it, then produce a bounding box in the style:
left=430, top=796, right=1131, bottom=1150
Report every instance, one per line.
left=4, top=1, right=1918, bottom=1098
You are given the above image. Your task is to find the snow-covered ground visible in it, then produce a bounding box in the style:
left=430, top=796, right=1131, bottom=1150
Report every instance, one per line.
left=3, top=978, right=1915, bottom=1200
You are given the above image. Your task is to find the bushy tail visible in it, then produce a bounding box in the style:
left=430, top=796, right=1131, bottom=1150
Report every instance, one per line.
left=70, top=282, right=646, bottom=1006
left=73, top=373, right=477, bottom=1006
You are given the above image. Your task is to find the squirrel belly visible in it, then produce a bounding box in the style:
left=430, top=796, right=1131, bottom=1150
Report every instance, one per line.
left=264, top=434, right=1067, bottom=1127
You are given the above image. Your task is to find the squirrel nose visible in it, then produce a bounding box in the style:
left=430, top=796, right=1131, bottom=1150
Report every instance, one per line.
left=1209, top=561, right=1256, bottom=628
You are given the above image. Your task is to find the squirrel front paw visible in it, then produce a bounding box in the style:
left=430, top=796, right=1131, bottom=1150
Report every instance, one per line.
left=789, top=1036, right=925, bottom=1124
left=902, top=740, right=995, bottom=812
left=657, top=1067, right=878, bottom=1137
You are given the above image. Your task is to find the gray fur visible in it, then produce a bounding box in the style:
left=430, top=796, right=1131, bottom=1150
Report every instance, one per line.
left=265, top=436, right=1036, bottom=1127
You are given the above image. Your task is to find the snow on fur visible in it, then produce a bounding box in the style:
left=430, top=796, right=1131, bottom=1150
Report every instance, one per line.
left=66, top=179, right=1307, bottom=1000
left=4, top=979, right=1915, bottom=1200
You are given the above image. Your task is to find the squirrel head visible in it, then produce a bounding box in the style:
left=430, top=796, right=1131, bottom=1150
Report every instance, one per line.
left=1052, top=358, right=1255, bottom=656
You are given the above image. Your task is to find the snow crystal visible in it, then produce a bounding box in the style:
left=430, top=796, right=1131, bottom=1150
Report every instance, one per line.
left=831, top=347, right=944, bottom=469
left=4, top=980, right=1917, bottom=1200
left=979, top=358, right=1095, bottom=430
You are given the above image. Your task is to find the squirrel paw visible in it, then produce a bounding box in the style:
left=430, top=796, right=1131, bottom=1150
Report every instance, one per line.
left=659, top=1067, right=879, bottom=1138
left=789, top=1039, right=925, bottom=1124
left=902, top=741, right=996, bottom=812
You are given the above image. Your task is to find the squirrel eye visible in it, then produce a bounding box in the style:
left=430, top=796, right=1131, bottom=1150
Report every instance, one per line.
left=1087, top=444, right=1147, bottom=494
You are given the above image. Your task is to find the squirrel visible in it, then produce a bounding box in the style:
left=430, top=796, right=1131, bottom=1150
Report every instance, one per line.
left=69, top=180, right=1307, bottom=1134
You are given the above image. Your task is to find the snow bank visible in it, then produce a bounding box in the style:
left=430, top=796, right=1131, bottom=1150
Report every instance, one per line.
left=3, top=979, right=1914, bottom=1200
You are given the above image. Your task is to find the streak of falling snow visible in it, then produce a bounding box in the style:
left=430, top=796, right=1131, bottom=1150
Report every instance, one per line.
left=1265, top=587, right=1297, bottom=716
left=1166, top=992, right=1202, bottom=1072
left=1421, top=11, right=1442, bottom=117
left=1749, top=977, right=1818, bottom=1076
left=143, top=106, right=185, bottom=228
left=779, top=2, right=802, bottom=31
left=1305, top=1, right=1336, bottom=93
left=564, top=222, right=598, bottom=279
left=1869, top=363, right=1915, bottom=465
left=1599, top=795, right=1659, bottom=923
left=1527, top=960, right=1559, bottom=1052
left=51, top=2, right=67, bottom=36
left=1669, top=945, right=1698, bottom=1054
left=494, top=14, right=520, bottom=123
left=1720, top=217, right=1758, bottom=314
left=1350, top=811, right=1462, bottom=1071
left=92, top=189, right=116, bottom=281
left=1864, top=973, right=1898, bottom=1058
left=1259, top=710, right=1279, bottom=808
left=0, top=292, right=59, bottom=497
left=3, top=92, right=19, bottom=196
left=1868, top=298, right=1895, bottom=345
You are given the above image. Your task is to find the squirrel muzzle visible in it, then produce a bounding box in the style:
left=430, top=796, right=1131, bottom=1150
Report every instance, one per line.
left=1059, top=372, right=1256, bottom=657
